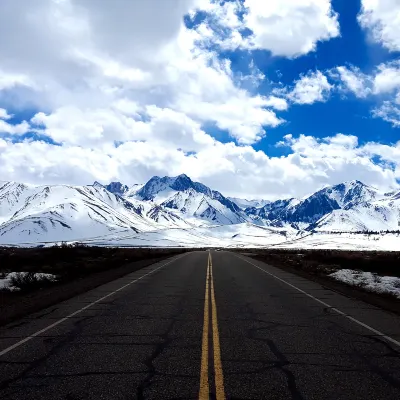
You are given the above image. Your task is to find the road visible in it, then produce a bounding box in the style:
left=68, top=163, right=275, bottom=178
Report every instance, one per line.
left=1, top=250, right=400, bottom=399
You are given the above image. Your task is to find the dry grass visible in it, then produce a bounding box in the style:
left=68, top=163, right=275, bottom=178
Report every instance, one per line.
left=0, top=244, right=191, bottom=293
left=231, top=248, right=400, bottom=278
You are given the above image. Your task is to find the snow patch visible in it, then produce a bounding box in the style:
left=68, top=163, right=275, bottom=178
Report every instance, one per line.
left=329, top=269, right=400, bottom=298
left=0, top=272, right=57, bottom=291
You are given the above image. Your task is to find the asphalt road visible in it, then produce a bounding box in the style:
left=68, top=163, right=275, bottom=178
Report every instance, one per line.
left=1, top=250, right=400, bottom=399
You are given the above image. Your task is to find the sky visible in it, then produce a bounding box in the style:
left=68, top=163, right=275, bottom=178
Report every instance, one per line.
left=1, top=0, right=400, bottom=200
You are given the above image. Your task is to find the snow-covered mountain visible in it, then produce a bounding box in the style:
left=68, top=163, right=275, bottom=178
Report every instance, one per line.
left=1, top=177, right=400, bottom=248
left=228, top=197, right=270, bottom=210
left=0, top=182, right=158, bottom=244
left=311, top=193, right=400, bottom=232
left=0, top=181, right=194, bottom=244
left=246, top=180, right=388, bottom=229
left=130, top=174, right=245, bottom=225
left=104, top=181, right=129, bottom=196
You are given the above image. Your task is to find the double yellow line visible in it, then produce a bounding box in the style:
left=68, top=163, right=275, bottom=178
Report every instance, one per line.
left=199, top=251, right=225, bottom=400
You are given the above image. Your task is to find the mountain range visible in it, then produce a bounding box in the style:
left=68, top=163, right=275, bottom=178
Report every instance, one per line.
left=1, top=175, right=400, bottom=249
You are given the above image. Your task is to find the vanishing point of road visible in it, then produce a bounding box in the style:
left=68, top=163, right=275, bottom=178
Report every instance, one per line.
left=1, top=251, right=400, bottom=399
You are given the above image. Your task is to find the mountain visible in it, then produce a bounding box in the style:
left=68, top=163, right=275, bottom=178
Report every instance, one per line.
left=0, top=182, right=33, bottom=224
left=0, top=182, right=163, bottom=244
left=246, top=180, right=385, bottom=227
left=1, top=177, right=399, bottom=248
left=246, top=198, right=298, bottom=221
left=133, top=174, right=245, bottom=225
left=104, top=181, right=129, bottom=196
left=228, top=197, right=270, bottom=210
left=312, top=194, right=400, bottom=232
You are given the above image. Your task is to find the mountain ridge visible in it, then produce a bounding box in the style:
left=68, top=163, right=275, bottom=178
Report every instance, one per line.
left=0, top=176, right=399, bottom=246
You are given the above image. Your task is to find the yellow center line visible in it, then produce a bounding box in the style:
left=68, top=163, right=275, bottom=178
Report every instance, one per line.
left=210, top=253, right=226, bottom=400
left=199, top=251, right=226, bottom=400
left=199, top=255, right=210, bottom=399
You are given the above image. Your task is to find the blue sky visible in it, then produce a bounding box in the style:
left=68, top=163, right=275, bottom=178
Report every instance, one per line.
left=0, top=0, right=400, bottom=199
left=206, top=0, right=398, bottom=153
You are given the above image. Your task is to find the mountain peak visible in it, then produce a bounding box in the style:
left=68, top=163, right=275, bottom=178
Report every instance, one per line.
left=343, top=180, right=366, bottom=187
left=170, top=174, right=193, bottom=191
left=137, top=174, right=199, bottom=200
left=175, top=173, right=190, bottom=180
left=92, top=181, right=104, bottom=188
left=104, top=181, right=129, bottom=196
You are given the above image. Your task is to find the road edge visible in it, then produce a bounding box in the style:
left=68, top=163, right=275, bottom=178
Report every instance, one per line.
left=0, top=255, right=175, bottom=327
left=243, top=253, right=400, bottom=316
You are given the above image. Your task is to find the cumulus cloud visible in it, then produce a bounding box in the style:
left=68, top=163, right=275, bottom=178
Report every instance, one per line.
left=331, top=61, right=400, bottom=127
left=201, top=0, right=340, bottom=58
left=287, top=70, right=333, bottom=105
left=0, top=109, right=30, bottom=135
left=332, top=66, right=372, bottom=98
left=1, top=117, right=399, bottom=199
left=242, top=0, right=340, bottom=57
left=0, top=0, right=284, bottom=145
left=373, top=61, right=400, bottom=94
left=0, top=109, right=11, bottom=120
left=358, top=0, right=400, bottom=52
left=263, top=96, right=289, bottom=111
left=0, top=70, right=34, bottom=92
left=1, top=0, right=399, bottom=200
left=372, top=101, right=400, bottom=127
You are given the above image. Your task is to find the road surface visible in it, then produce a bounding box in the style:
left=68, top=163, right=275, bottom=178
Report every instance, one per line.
left=1, top=251, right=400, bottom=399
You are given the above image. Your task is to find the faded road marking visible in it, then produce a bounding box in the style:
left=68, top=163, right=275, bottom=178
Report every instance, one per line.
left=0, top=254, right=187, bottom=357
left=237, top=255, right=400, bottom=349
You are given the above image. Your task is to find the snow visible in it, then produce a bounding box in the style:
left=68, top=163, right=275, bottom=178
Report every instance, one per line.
left=2, top=177, right=400, bottom=250
left=228, top=197, right=270, bottom=209
left=125, top=183, right=145, bottom=197
left=313, top=198, right=400, bottom=232
left=329, top=269, right=400, bottom=299
left=321, top=180, right=384, bottom=208
left=271, top=232, right=400, bottom=251
left=0, top=272, right=57, bottom=291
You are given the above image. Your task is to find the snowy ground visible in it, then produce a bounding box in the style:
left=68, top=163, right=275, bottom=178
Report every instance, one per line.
left=0, top=272, right=57, bottom=291
left=329, top=269, right=400, bottom=299
left=1, top=224, right=400, bottom=251
left=271, top=232, right=400, bottom=251
left=0, top=223, right=294, bottom=248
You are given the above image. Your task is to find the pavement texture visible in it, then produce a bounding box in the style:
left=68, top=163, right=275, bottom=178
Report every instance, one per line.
left=0, top=250, right=399, bottom=399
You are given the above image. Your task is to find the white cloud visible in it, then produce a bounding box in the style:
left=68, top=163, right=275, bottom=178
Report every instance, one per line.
left=0, top=70, right=34, bottom=91
left=288, top=70, right=333, bottom=105
left=333, top=66, right=372, bottom=98
left=0, top=0, right=284, bottom=145
left=31, top=105, right=215, bottom=151
left=177, top=92, right=284, bottom=144
left=1, top=121, right=399, bottom=199
left=0, top=109, right=30, bottom=134
left=242, top=0, right=340, bottom=57
left=0, top=120, right=30, bottom=135
left=201, top=0, right=340, bottom=58
left=264, top=96, right=289, bottom=111
left=331, top=61, right=400, bottom=127
left=0, top=138, right=119, bottom=185
left=358, top=0, right=400, bottom=52
left=279, top=133, right=399, bottom=190
left=373, top=61, right=400, bottom=94
left=0, top=109, right=12, bottom=120
left=372, top=101, right=400, bottom=127
left=0, top=1, right=398, bottom=200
